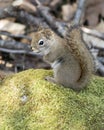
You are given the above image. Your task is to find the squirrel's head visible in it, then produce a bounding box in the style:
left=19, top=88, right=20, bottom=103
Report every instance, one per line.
left=31, top=28, right=55, bottom=55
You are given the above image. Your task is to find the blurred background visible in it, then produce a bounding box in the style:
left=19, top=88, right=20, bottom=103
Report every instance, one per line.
left=0, top=0, right=104, bottom=76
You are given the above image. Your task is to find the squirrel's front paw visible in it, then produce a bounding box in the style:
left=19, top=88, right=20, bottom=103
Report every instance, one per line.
left=45, top=76, right=57, bottom=84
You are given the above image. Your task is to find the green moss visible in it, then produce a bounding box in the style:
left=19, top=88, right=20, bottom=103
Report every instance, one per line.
left=0, top=69, right=104, bottom=130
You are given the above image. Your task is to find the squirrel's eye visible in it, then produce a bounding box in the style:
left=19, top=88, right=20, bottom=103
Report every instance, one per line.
left=38, top=39, right=44, bottom=46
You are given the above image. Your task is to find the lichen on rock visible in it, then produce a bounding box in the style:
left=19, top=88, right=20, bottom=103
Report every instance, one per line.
left=0, top=69, right=104, bottom=130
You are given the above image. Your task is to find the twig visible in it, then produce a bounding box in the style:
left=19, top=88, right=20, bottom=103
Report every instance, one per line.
left=0, top=39, right=30, bottom=50
left=0, top=47, right=41, bottom=56
left=98, top=57, right=104, bottom=64
left=13, top=0, right=37, bottom=12
left=0, top=6, right=46, bottom=27
left=50, top=0, right=62, bottom=8
left=74, top=0, right=86, bottom=25
left=35, top=0, right=41, bottom=6
left=93, top=45, right=104, bottom=51
left=91, top=51, right=104, bottom=76
left=35, top=3, right=67, bottom=37
left=0, top=31, right=31, bottom=41
left=83, top=32, right=104, bottom=50
left=95, top=60, right=104, bottom=76
left=82, top=27, right=104, bottom=40
left=1, top=6, right=104, bottom=50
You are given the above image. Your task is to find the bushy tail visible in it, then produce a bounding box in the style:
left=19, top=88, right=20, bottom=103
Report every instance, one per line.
left=72, top=58, right=93, bottom=91
left=66, top=26, right=94, bottom=91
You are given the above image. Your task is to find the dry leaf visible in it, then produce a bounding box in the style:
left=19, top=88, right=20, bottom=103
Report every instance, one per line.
left=0, top=0, right=13, bottom=10
left=0, top=19, right=26, bottom=35
left=61, top=4, right=76, bottom=21
left=85, top=0, right=104, bottom=26
left=95, top=20, right=104, bottom=33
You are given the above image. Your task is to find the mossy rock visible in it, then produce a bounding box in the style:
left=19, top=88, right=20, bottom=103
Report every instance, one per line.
left=0, top=69, right=104, bottom=130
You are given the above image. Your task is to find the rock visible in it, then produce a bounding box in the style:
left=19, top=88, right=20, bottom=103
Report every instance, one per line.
left=0, top=69, right=104, bottom=130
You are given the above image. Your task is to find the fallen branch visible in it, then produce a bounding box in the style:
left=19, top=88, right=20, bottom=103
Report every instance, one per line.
left=74, top=0, right=86, bottom=25
left=82, top=27, right=104, bottom=40
left=0, top=39, right=30, bottom=50
left=0, top=31, right=31, bottom=41
left=0, top=6, right=46, bottom=27
left=83, top=32, right=104, bottom=50
left=0, top=47, right=41, bottom=56
left=0, top=2, right=104, bottom=76
left=98, top=57, right=104, bottom=64
left=35, top=0, right=67, bottom=37
left=95, top=60, right=104, bottom=76
left=50, top=0, right=63, bottom=8
left=13, top=0, right=37, bottom=13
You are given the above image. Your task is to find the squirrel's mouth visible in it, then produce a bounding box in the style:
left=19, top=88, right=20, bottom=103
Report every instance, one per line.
left=31, top=47, right=40, bottom=53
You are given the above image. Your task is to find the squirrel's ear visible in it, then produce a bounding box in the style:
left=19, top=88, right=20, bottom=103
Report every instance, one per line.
left=44, top=28, right=54, bottom=37
left=38, top=26, right=54, bottom=38
left=37, top=26, right=43, bottom=31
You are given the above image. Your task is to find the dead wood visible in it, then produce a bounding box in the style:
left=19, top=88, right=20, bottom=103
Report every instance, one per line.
left=13, top=0, right=37, bottom=13
left=74, top=0, right=86, bottom=25
left=82, top=27, right=104, bottom=40
left=0, top=1, right=104, bottom=76
left=0, top=30, right=31, bottom=41
left=0, top=47, right=41, bottom=56
left=0, top=6, right=45, bottom=27
left=0, top=39, right=30, bottom=50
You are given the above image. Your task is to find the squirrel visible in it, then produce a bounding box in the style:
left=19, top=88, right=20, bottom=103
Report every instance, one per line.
left=31, top=25, right=94, bottom=91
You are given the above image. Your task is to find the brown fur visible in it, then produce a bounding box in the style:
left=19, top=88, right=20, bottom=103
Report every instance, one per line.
left=65, top=27, right=94, bottom=90
left=31, top=27, right=94, bottom=91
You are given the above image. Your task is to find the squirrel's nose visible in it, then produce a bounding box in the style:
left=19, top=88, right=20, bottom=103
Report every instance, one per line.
left=28, top=45, right=33, bottom=50
left=29, top=45, right=36, bottom=51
